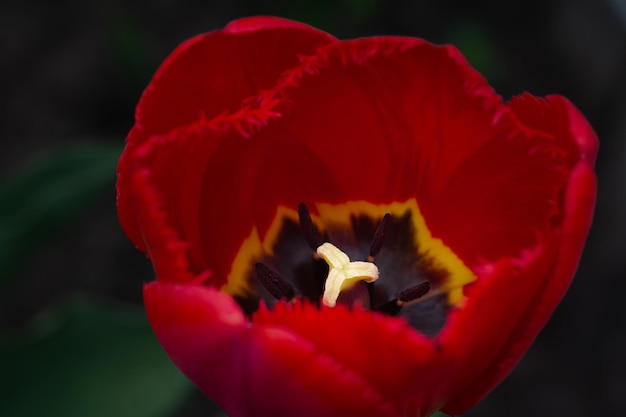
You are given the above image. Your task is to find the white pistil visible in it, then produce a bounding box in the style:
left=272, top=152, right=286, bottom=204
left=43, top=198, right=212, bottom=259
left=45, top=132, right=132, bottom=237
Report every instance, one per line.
left=316, top=242, right=379, bottom=307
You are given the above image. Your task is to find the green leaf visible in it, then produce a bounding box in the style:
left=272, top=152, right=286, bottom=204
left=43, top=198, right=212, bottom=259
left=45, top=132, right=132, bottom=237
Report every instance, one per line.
left=0, top=297, right=193, bottom=417
left=0, top=142, right=122, bottom=287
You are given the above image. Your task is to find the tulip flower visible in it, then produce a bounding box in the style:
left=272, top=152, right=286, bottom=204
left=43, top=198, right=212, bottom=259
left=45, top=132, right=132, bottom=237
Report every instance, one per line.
left=116, top=16, right=597, bottom=417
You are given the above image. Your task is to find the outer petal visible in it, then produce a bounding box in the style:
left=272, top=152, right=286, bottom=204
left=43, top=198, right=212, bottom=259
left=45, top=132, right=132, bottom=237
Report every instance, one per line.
left=118, top=17, right=336, bottom=256
left=223, top=16, right=329, bottom=34
left=129, top=16, right=336, bottom=144
left=129, top=160, right=195, bottom=283
left=439, top=98, right=597, bottom=414
left=253, top=301, right=453, bottom=416
left=507, top=93, right=598, bottom=166
left=122, top=120, right=343, bottom=284
left=144, top=282, right=399, bottom=417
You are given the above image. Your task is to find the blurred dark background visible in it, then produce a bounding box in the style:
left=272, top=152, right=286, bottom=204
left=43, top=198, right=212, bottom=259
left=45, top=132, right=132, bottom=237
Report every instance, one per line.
left=1, top=1, right=625, bottom=416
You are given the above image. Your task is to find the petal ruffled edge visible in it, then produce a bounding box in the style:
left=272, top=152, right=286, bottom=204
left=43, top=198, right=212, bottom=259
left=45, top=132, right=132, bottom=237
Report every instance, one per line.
left=253, top=300, right=456, bottom=417
left=117, top=17, right=338, bottom=257
left=128, top=16, right=336, bottom=145
left=259, top=36, right=504, bottom=207
left=128, top=161, right=195, bottom=283
left=144, top=282, right=400, bottom=417
left=507, top=93, right=598, bottom=167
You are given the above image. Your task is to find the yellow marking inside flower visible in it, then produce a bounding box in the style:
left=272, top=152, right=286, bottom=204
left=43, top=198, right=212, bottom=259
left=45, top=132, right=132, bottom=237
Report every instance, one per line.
left=316, top=242, right=379, bottom=307
left=221, top=206, right=305, bottom=297
left=223, top=199, right=476, bottom=307
left=221, top=228, right=262, bottom=297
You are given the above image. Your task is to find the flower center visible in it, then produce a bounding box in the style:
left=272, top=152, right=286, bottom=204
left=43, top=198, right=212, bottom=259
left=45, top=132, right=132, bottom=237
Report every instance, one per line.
left=223, top=199, right=476, bottom=336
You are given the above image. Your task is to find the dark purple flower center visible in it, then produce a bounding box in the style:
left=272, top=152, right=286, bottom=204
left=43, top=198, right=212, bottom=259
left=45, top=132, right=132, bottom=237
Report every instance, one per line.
left=234, top=203, right=457, bottom=336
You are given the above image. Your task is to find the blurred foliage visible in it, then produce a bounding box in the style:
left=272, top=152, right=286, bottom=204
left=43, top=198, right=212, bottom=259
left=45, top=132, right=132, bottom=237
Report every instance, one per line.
left=0, top=297, right=193, bottom=417
left=447, top=20, right=500, bottom=83
left=0, top=142, right=122, bottom=288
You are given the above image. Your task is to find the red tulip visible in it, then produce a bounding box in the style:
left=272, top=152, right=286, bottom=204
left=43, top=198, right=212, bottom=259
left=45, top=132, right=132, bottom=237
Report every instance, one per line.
left=116, top=16, right=597, bottom=417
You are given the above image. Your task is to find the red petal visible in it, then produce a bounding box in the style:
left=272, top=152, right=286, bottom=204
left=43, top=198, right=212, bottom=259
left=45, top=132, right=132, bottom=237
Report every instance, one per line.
left=256, top=37, right=503, bottom=206
left=224, top=16, right=334, bottom=35
left=440, top=160, right=596, bottom=414
left=145, top=282, right=399, bottom=417
left=118, top=19, right=335, bottom=257
left=426, top=92, right=598, bottom=265
left=129, top=163, right=195, bottom=283
left=180, top=35, right=506, bottom=253
left=253, top=302, right=452, bottom=416
left=426, top=120, right=568, bottom=264
left=130, top=18, right=336, bottom=144
left=120, top=119, right=344, bottom=283
left=507, top=93, right=598, bottom=166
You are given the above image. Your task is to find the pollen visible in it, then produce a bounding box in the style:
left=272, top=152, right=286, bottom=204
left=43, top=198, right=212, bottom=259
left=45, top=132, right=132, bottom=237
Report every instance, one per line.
left=316, top=242, right=379, bottom=307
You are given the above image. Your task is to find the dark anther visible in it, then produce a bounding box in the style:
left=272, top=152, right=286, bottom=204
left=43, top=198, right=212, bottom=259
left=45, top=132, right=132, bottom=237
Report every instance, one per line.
left=298, top=203, right=324, bottom=250
left=398, top=281, right=431, bottom=303
left=255, top=263, right=295, bottom=301
left=377, top=281, right=431, bottom=316
left=368, top=213, right=391, bottom=261
left=377, top=299, right=403, bottom=316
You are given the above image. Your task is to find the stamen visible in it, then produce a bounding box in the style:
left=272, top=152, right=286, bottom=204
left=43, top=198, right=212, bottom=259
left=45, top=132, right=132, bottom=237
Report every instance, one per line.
left=298, top=203, right=324, bottom=251
left=368, top=213, right=391, bottom=262
left=316, top=242, right=379, bottom=307
left=377, top=281, right=431, bottom=316
left=377, top=299, right=403, bottom=316
left=255, top=263, right=295, bottom=301
left=398, top=281, right=431, bottom=303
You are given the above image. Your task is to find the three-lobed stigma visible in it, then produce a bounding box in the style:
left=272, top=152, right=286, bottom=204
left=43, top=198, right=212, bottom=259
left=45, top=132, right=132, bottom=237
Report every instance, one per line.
left=316, top=242, right=379, bottom=307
